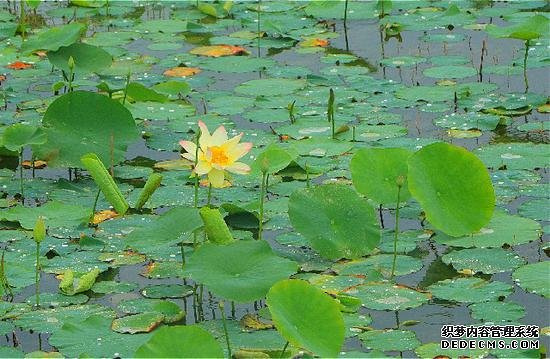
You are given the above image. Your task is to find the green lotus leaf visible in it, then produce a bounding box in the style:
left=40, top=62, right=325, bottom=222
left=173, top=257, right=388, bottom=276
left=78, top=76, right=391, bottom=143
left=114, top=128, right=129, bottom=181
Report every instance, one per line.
left=48, top=43, right=112, bottom=74
left=21, top=22, right=86, bottom=54
left=428, top=277, right=513, bottom=303
left=513, top=261, right=550, bottom=298
left=289, top=184, right=380, bottom=260
left=266, top=279, right=345, bottom=358
left=135, top=325, right=224, bottom=358
left=351, top=147, right=412, bottom=205
left=34, top=91, right=139, bottom=168
left=185, top=240, right=297, bottom=302
left=408, top=142, right=495, bottom=236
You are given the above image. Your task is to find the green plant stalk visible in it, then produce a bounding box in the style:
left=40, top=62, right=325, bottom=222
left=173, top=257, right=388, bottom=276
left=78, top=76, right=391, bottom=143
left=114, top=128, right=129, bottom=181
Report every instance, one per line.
left=328, top=88, right=335, bottom=139
left=67, top=65, right=74, bottom=93
left=122, top=70, right=131, bottom=105
left=89, top=188, right=101, bottom=224
left=343, top=0, right=348, bottom=25
left=19, top=150, right=24, bottom=203
left=206, top=183, right=213, bottom=206
left=390, top=185, right=402, bottom=279
left=192, top=130, right=201, bottom=248
left=523, top=40, right=529, bottom=93
left=258, top=171, right=267, bottom=240
left=280, top=341, right=289, bottom=359
left=219, top=301, right=232, bottom=358
left=257, top=0, right=261, bottom=57
left=305, top=163, right=310, bottom=188
left=19, top=0, right=26, bottom=39
left=35, top=241, right=40, bottom=307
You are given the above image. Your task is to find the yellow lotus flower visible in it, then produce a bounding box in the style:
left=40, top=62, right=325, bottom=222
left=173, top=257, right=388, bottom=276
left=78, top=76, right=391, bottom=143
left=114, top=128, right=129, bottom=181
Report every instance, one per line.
left=179, top=121, right=252, bottom=188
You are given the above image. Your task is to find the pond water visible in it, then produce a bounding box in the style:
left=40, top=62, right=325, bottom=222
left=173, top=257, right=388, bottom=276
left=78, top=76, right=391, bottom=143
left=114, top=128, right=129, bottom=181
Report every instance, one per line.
left=0, top=1, right=548, bottom=358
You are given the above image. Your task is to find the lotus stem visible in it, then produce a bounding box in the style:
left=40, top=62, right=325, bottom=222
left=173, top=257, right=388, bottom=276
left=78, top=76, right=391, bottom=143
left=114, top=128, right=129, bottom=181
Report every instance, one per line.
left=19, top=150, right=24, bottom=204
left=89, top=188, right=101, bottom=225
left=35, top=241, right=40, bottom=307
left=280, top=341, right=289, bottom=358
left=193, top=129, right=201, bottom=248
left=390, top=184, right=402, bottom=279
left=258, top=171, right=267, bottom=240
left=523, top=40, right=529, bottom=93
left=257, top=0, right=261, bottom=58
left=206, top=183, right=212, bottom=206
left=219, top=301, right=232, bottom=358
left=305, top=163, right=310, bottom=188
left=122, top=69, right=131, bottom=104
left=343, top=0, right=348, bottom=26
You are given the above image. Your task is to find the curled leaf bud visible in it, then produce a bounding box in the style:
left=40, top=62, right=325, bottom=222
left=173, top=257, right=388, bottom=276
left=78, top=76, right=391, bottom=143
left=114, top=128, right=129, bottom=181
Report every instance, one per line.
left=33, top=216, right=46, bottom=243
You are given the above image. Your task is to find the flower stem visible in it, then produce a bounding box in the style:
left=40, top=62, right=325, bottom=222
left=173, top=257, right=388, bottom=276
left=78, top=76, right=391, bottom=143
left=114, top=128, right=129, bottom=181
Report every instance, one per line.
left=19, top=150, right=24, bottom=204
left=35, top=241, right=40, bottom=307
left=206, top=183, right=212, bottom=207
left=258, top=171, right=267, bottom=240
left=390, top=185, right=402, bottom=279
left=219, top=301, right=232, bottom=358
left=523, top=40, right=529, bottom=93
left=280, top=341, right=289, bottom=358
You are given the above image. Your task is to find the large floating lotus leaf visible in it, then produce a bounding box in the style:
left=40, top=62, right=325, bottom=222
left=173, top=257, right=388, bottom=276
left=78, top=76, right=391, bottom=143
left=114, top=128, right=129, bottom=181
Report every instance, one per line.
left=359, top=329, right=420, bottom=352
left=111, top=312, right=164, bottom=334
left=92, top=280, right=137, bottom=294
left=0, top=347, right=24, bottom=358
left=1, top=124, right=47, bottom=152
left=423, top=65, right=477, bottom=79
left=21, top=22, right=86, bottom=54
left=348, top=283, right=431, bottom=311
left=199, top=56, right=275, bottom=73
left=266, top=279, right=345, bottom=358
left=434, top=211, right=541, bottom=248
left=304, top=0, right=378, bottom=20
left=134, top=19, right=187, bottom=33
left=428, top=277, right=513, bottom=303
left=513, top=261, right=550, bottom=298
left=135, top=325, right=223, bottom=358
left=117, top=298, right=185, bottom=323
left=415, top=342, right=487, bottom=359
left=200, top=319, right=286, bottom=353
left=518, top=198, right=549, bottom=221
left=469, top=301, right=526, bottom=322
left=395, top=82, right=497, bottom=103
left=15, top=304, right=114, bottom=333
left=442, top=248, right=525, bottom=274
left=49, top=315, right=151, bottom=358
left=124, top=206, right=201, bottom=254
left=185, top=240, right=297, bottom=302
left=24, top=293, right=88, bottom=308
left=34, top=91, right=139, bottom=168
left=288, top=184, right=380, bottom=260
left=475, top=143, right=550, bottom=170
left=291, top=137, right=354, bottom=157
left=235, top=78, right=306, bottom=97
left=48, top=43, right=112, bottom=74
left=380, top=56, right=426, bottom=67
left=433, top=112, right=501, bottom=131
left=486, top=14, right=549, bottom=40
left=334, top=254, right=423, bottom=278
left=1, top=201, right=88, bottom=229
left=408, top=142, right=495, bottom=237
left=141, top=284, right=194, bottom=299
left=351, top=147, right=413, bottom=205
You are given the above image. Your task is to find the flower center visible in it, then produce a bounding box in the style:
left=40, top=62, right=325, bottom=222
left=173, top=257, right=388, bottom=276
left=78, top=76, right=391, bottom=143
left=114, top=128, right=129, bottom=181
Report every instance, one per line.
left=210, top=146, right=229, bottom=165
